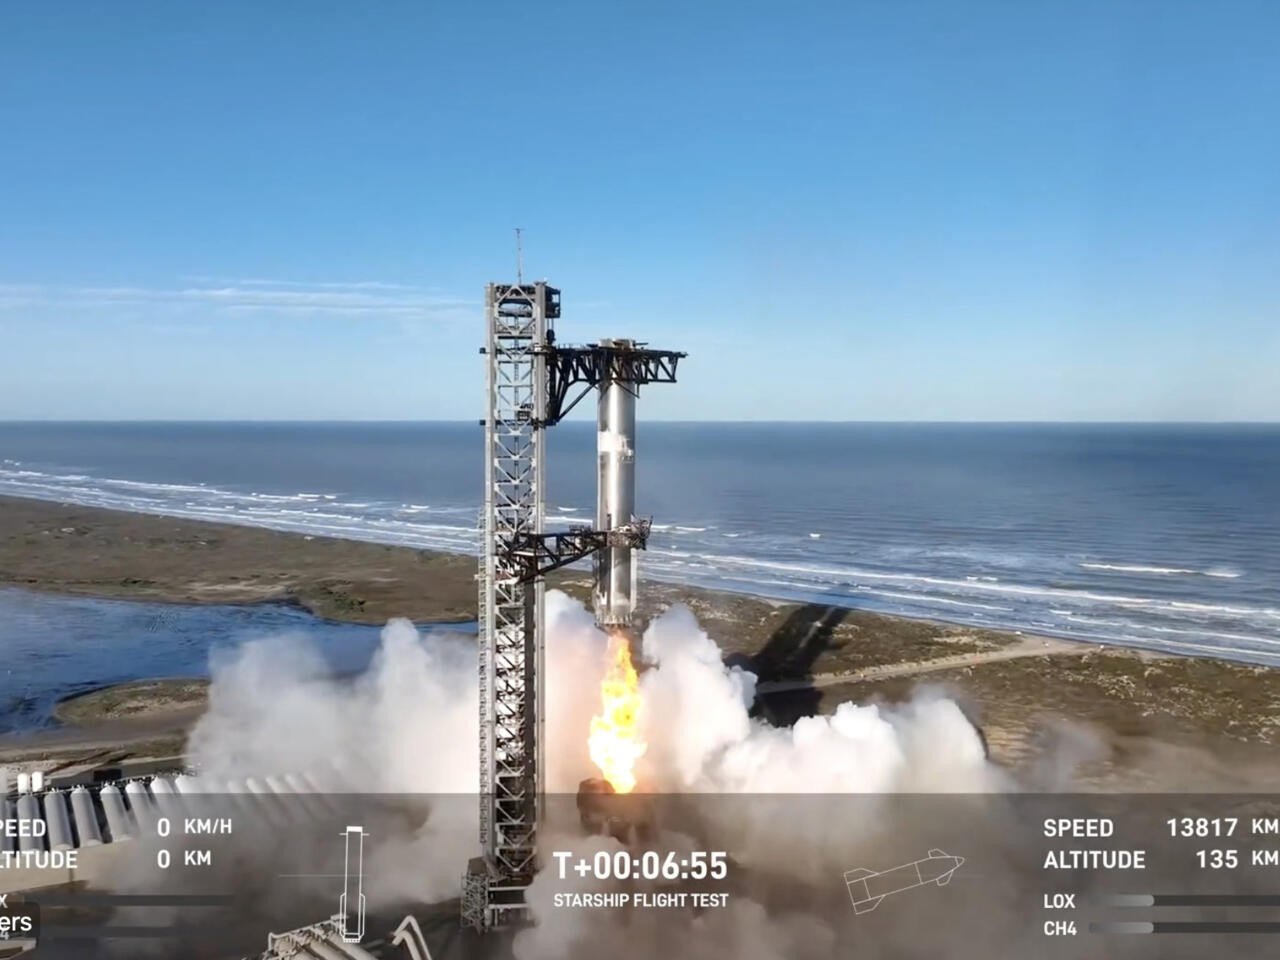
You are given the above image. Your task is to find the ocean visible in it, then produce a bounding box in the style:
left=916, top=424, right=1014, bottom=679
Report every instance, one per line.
left=1, top=421, right=1277, bottom=665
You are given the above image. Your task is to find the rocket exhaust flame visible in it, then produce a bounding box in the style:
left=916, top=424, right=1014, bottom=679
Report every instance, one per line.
left=588, top=631, right=646, bottom=794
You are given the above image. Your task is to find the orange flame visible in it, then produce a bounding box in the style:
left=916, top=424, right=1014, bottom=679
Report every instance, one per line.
left=588, top=631, right=646, bottom=794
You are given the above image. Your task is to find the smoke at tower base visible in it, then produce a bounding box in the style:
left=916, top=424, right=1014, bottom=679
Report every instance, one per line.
left=544, top=593, right=996, bottom=795
left=172, top=593, right=993, bottom=898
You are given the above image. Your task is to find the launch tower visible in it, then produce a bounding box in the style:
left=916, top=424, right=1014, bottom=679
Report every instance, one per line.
left=463, top=281, right=682, bottom=930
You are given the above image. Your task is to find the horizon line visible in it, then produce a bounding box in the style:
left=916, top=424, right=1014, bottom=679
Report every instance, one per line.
left=3, top=418, right=1278, bottom=427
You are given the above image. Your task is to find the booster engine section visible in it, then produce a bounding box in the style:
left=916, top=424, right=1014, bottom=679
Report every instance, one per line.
left=595, top=340, right=638, bottom=630
left=577, top=777, right=654, bottom=846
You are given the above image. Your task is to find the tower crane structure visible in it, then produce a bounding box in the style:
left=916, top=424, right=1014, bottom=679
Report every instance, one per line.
left=462, top=280, right=683, bottom=930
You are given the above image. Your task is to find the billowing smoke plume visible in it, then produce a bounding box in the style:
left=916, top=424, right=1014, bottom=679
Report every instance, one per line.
left=186, top=592, right=994, bottom=804
left=632, top=603, right=994, bottom=794
left=182, top=618, right=481, bottom=905
left=151, top=590, right=1002, bottom=955
left=514, top=595, right=1002, bottom=959
left=188, top=618, right=478, bottom=793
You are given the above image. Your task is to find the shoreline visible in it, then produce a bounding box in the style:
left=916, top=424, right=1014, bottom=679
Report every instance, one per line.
left=0, top=491, right=1062, bottom=655
left=0, top=492, right=1245, bottom=665
left=5, top=494, right=1280, bottom=789
left=0, top=493, right=477, bottom=623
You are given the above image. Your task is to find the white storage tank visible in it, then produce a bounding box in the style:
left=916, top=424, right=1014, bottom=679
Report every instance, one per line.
left=69, top=786, right=103, bottom=846
left=0, top=798, right=15, bottom=853
left=15, top=793, right=42, bottom=852
left=173, top=774, right=203, bottom=795
left=100, top=783, right=135, bottom=841
left=223, top=779, right=257, bottom=818
left=293, top=772, right=339, bottom=815
left=268, top=774, right=323, bottom=821
left=125, top=780, right=159, bottom=836
left=244, top=776, right=291, bottom=828
left=283, top=772, right=332, bottom=819
left=42, top=791, right=74, bottom=852
left=173, top=774, right=204, bottom=810
left=149, top=776, right=185, bottom=822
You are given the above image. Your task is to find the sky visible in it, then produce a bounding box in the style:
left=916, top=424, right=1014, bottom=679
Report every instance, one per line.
left=1, top=1, right=1277, bottom=422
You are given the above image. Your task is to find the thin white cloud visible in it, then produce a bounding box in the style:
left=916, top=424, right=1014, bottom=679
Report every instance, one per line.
left=0, top=280, right=477, bottom=321
left=0, top=284, right=44, bottom=308
left=180, top=275, right=427, bottom=292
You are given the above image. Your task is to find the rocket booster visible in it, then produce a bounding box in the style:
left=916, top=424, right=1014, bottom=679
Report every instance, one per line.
left=594, top=350, right=637, bottom=629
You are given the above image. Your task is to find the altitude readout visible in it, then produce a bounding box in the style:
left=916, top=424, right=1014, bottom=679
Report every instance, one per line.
left=552, top=850, right=729, bottom=881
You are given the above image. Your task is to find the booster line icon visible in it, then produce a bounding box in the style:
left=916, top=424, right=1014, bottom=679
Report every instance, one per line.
left=844, top=849, right=965, bottom=914
left=339, top=825, right=368, bottom=943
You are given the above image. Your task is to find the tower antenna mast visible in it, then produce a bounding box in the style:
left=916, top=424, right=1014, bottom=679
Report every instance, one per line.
left=515, top=228, right=524, bottom=284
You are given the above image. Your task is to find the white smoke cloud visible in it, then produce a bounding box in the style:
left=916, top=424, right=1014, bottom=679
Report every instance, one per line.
left=634, top=603, right=757, bottom=789
left=632, top=599, right=994, bottom=795
left=188, top=618, right=478, bottom=793
left=168, top=590, right=1000, bottom=952
left=512, top=594, right=1002, bottom=957
left=182, top=618, right=481, bottom=905
left=182, top=590, right=995, bottom=803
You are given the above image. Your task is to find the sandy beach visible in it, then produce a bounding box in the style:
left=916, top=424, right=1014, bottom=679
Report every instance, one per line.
left=3, top=494, right=1280, bottom=789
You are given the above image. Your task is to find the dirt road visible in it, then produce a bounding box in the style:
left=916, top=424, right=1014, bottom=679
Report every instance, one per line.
left=756, top=635, right=1098, bottom=693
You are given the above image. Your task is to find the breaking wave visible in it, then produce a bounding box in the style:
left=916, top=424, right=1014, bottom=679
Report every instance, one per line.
left=2, top=460, right=1276, bottom=666
left=1080, top=561, right=1243, bottom=579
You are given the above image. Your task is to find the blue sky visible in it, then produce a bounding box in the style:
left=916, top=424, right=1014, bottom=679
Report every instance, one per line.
left=1, top=1, right=1277, bottom=421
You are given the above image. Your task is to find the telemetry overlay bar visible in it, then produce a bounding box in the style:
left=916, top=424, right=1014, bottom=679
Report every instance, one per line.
left=42, top=924, right=225, bottom=940
left=1092, top=921, right=1280, bottom=934
left=30, top=893, right=234, bottom=908
left=1100, top=893, right=1280, bottom=908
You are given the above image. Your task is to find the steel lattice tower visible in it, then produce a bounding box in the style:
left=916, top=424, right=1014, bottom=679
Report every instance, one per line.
left=463, top=278, right=683, bottom=931
left=463, top=281, right=557, bottom=930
